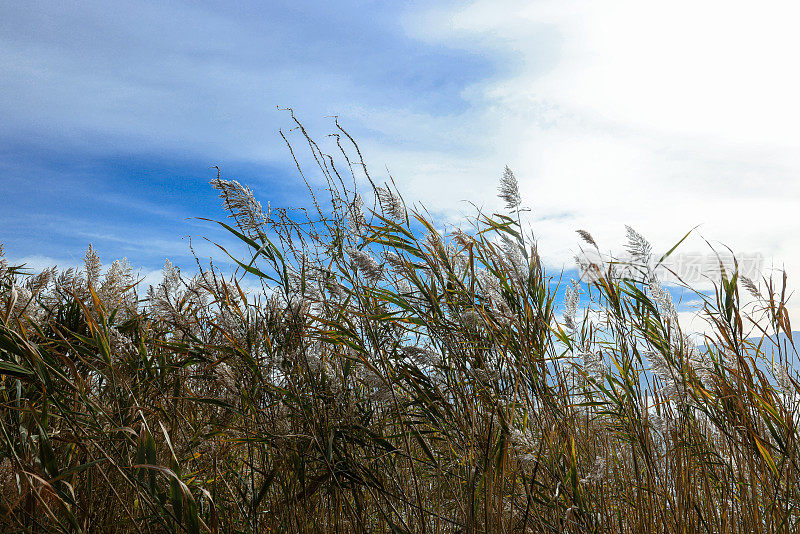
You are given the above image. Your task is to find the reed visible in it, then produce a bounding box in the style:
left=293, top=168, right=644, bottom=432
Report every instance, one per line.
left=0, top=116, right=796, bottom=533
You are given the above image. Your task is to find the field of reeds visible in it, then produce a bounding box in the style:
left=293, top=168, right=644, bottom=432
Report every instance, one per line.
left=1, top=118, right=798, bottom=533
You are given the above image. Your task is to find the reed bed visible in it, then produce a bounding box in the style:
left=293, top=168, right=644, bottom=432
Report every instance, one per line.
left=0, top=117, right=797, bottom=533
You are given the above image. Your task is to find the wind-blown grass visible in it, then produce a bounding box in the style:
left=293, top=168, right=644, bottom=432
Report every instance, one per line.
left=0, top=117, right=797, bottom=533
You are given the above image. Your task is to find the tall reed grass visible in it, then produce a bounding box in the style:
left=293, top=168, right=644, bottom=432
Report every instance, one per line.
left=0, top=116, right=797, bottom=532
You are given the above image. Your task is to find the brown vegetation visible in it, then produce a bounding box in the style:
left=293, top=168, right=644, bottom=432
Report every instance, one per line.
left=0, top=119, right=797, bottom=532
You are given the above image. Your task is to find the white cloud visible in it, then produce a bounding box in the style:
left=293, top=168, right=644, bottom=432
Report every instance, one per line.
left=3, top=1, right=798, bottom=327
left=361, top=0, right=800, bottom=324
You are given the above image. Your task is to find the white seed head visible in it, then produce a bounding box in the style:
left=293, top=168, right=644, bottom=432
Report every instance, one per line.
left=563, top=280, right=580, bottom=330
left=210, top=177, right=268, bottom=234
left=347, top=248, right=383, bottom=282
left=346, top=194, right=367, bottom=236
left=648, top=276, right=677, bottom=322
left=460, top=308, right=482, bottom=327
left=581, top=350, right=605, bottom=379
left=498, top=166, right=521, bottom=211
left=773, top=362, right=793, bottom=394
left=625, top=226, right=652, bottom=264
left=376, top=185, right=406, bottom=221
left=84, top=244, right=102, bottom=288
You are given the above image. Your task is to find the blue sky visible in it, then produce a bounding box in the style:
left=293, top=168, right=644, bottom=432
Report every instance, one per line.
left=2, top=0, right=799, bottom=326
left=0, top=0, right=495, bottom=272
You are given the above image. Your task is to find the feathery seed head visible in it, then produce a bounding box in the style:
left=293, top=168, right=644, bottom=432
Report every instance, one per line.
left=347, top=248, right=382, bottom=282
left=376, top=185, right=406, bottom=221
left=576, top=229, right=597, bottom=248
left=108, top=327, right=138, bottom=361
left=741, top=276, right=761, bottom=298
left=648, top=276, right=677, bottom=321
left=346, top=194, right=367, bottom=235
left=460, top=308, right=482, bottom=327
left=215, top=362, right=237, bottom=391
left=582, top=350, right=606, bottom=379
left=498, top=166, right=521, bottom=211
left=563, top=280, right=580, bottom=330
left=773, top=362, right=793, bottom=394
left=326, top=279, right=347, bottom=299
left=501, top=235, right=528, bottom=283
left=210, top=177, right=268, bottom=235
left=625, top=225, right=652, bottom=264
left=383, top=251, right=405, bottom=270
left=84, top=244, right=101, bottom=288
left=452, top=228, right=472, bottom=248
left=645, top=350, right=685, bottom=398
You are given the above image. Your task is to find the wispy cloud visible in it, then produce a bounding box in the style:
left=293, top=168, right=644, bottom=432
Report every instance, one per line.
left=390, top=2, right=800, bottom=303
left=1, top=0, right=797, bottom=325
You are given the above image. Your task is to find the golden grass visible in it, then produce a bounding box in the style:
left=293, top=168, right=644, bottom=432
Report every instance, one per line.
left=0, top=118, right=797, bottom=533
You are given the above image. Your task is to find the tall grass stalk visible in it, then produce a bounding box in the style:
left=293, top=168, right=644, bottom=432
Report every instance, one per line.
left=0, top=117, right=797, bottom=533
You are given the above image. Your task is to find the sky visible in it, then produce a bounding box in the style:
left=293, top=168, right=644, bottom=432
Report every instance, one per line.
left=1, top=0, right=799, bottom=326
